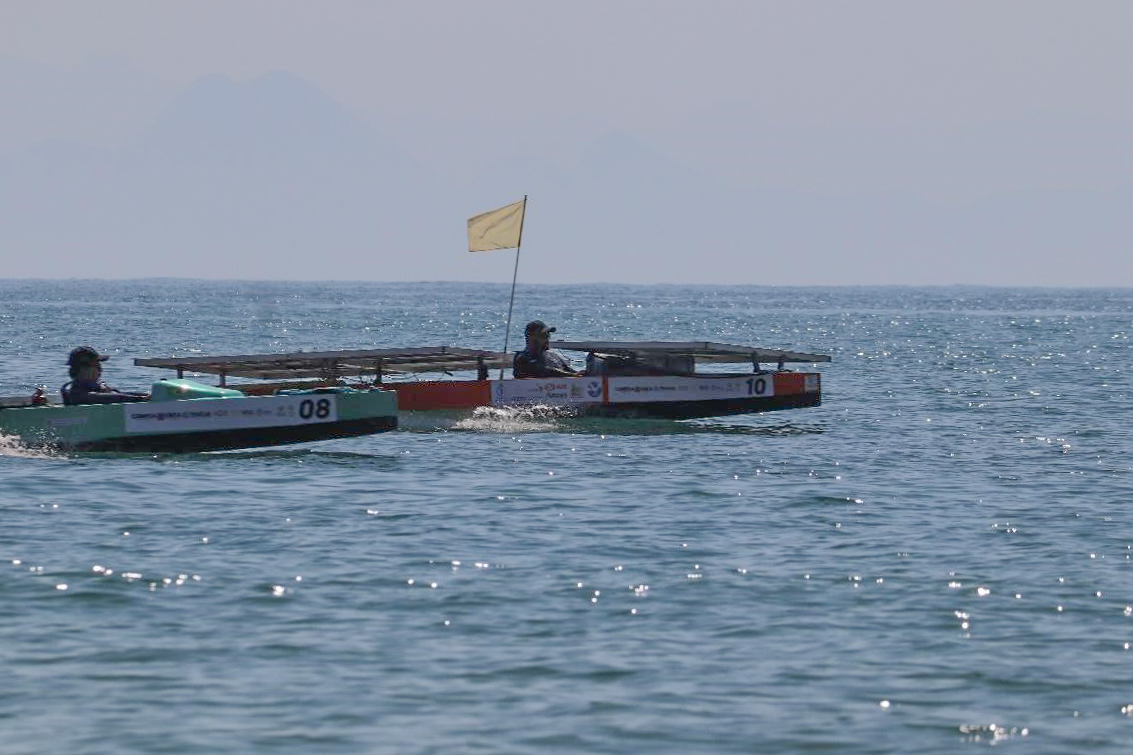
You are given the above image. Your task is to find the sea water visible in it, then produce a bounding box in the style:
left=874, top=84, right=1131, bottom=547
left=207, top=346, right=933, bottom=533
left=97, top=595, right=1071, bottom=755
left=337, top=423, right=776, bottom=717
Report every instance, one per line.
left=1, top=280, right=1131, bottom=754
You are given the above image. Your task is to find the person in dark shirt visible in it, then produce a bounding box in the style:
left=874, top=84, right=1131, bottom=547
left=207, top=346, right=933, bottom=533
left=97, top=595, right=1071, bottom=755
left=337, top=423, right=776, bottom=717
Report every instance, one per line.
left=513, top=320, right=581, bottom=378
left=61, top=346, right=149, bottom=405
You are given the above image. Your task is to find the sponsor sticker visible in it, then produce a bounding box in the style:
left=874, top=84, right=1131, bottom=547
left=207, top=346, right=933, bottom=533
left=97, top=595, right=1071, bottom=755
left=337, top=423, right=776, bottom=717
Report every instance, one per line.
left=607, top=376, right=774, bottom=403
left=124, top=395, right=339, bottom=434
left=491, top=378, right=603, bottom=406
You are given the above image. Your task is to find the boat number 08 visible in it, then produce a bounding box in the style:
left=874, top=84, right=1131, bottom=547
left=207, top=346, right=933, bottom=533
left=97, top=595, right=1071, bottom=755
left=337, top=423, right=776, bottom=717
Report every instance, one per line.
left=298, top=398, right=332, bottom=420
left=744, top=377, right=767, bottom=396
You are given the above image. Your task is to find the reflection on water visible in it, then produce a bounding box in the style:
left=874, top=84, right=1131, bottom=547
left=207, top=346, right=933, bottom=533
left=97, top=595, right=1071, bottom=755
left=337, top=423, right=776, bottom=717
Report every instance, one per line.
left=578, top=419, right=827, bottom=436
left=403, top=404, right=828, bottom=437
left=162, top=447, right=403, bottom=469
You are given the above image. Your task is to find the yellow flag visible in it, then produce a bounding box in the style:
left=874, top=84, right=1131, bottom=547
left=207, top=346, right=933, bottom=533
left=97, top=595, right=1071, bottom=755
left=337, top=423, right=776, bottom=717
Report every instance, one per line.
left=467, top=198, right=526, bottom=252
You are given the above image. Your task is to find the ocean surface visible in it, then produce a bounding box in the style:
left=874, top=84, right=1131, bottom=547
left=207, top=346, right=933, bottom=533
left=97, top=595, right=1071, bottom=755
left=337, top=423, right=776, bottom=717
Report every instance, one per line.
left=1, top=280, right=1131, bottom=754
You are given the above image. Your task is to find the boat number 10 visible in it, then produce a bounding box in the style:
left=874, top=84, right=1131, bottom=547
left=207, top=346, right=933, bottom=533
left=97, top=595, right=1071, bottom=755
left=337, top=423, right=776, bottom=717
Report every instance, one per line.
left=744, top=377, right=768, bottom=395
left=298, top=398, right=332, bottom=420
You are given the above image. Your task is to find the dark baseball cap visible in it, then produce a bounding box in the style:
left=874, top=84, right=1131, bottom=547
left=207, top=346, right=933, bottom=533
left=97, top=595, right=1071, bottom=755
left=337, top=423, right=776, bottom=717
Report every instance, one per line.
left=67, top=346, right=109, bottom=366
left=524, top=320, right=555, bottom=336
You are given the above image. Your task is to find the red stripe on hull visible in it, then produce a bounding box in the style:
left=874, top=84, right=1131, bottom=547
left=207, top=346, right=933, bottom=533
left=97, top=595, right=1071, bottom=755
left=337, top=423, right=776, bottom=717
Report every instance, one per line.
left=773, top=372, right=820, bottom=395
left=390, top=380, right=490, bottom=410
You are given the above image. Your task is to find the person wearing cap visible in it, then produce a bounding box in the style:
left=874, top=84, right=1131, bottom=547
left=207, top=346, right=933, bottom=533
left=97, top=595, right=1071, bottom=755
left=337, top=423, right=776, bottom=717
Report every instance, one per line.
left=513, top=321, right=581, bottom=379
left=61, top=347, right=149, bottom=406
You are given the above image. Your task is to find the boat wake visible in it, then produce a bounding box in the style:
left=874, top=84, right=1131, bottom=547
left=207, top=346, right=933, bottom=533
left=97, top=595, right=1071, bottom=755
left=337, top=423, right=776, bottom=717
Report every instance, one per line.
left=0, top=433, right=57, bottom=460
left=451, top=405, right=572, bottom=433
left=409, top=406, right=825, bottom=437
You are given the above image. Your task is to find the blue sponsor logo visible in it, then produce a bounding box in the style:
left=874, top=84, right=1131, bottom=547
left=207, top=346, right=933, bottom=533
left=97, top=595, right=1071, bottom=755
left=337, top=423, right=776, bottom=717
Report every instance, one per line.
left=586, top=381, right=602, bottom=398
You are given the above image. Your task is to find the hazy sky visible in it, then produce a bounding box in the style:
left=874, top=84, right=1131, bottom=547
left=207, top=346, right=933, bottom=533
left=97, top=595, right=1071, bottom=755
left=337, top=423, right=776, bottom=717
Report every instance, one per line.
left=1, top=1, right=1130, bottom=285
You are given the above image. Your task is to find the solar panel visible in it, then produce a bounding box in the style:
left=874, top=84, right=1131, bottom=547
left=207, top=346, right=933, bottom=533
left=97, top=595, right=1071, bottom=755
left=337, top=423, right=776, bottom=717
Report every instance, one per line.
left=135, top=347, right=510, bottom=379
left=551, top=341, right=831, bottom=363
left=135, top=341, right=830, bottom=380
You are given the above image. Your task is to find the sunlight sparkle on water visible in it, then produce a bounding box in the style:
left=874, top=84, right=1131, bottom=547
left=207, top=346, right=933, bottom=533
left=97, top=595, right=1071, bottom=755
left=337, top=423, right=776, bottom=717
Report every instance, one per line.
left=7, top=282, right=1133, bottom=753
left=958, top=724, right=1028, bottom=743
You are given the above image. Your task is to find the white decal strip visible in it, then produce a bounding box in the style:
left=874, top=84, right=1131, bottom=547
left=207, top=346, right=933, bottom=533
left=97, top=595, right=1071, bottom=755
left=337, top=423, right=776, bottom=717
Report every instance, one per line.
left=124, top=395, right=339, bottom=434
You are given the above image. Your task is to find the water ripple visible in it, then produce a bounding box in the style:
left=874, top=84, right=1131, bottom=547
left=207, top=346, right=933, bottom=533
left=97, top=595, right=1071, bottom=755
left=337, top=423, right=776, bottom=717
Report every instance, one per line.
left=2, top=282, right=1133, bottom=753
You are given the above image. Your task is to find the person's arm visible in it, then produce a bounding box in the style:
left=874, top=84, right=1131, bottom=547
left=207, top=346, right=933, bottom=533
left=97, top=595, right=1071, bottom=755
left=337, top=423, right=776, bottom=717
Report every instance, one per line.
left=67, top=383, right=149, bottom=404
left=84, top=392, right=149, bottom=404
left=541, top=364, right=581, bottom=377
left=542, top=351, right=583, bottom=377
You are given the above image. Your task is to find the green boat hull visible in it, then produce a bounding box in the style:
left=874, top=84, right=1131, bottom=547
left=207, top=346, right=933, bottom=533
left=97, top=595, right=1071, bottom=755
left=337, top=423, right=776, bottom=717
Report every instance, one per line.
left=0, top=389, right=397, bottom=452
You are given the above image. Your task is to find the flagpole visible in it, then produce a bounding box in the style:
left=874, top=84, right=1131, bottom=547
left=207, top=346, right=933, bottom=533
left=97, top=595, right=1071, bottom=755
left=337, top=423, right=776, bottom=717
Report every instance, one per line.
left=499, top=195, right=527, bottom=380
